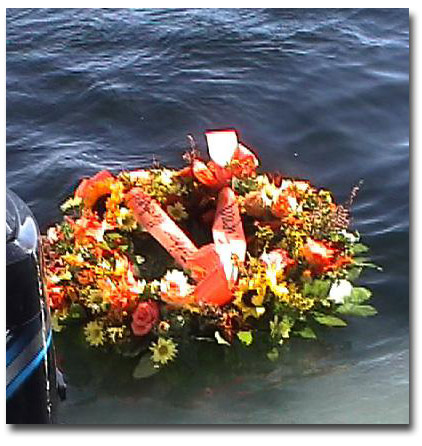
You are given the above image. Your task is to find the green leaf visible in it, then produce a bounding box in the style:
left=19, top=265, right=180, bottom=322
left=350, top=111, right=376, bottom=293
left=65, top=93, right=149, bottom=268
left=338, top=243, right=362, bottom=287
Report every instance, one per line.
left=313, top=313, right=347, bottom=327
left=132, top=354, right=160, bottom=379
left=267, top=347, right=280, bottom=362
left=352, top=259, right=382, bottom=271
left=350, top=243, right=369, bottom=255
left=214, top=331, right=230, bottom=346
left=296, top=326, right=317, bottom=339
left=347, top=287, right=372, bottom=304
left=353, top=256, right=370, bottom=264
left=105, top=232, right=122, bottom=240
left=237, top=331, right=253, bottom=346
left=346, top=267, right=363, bottom=282
left=336, top=304, right=378, bottom=317
left=303, top=280, right=331, bottom=298
left=280, top=316, right=294, bottom=338
left=303, top=282, right=313, bottom=296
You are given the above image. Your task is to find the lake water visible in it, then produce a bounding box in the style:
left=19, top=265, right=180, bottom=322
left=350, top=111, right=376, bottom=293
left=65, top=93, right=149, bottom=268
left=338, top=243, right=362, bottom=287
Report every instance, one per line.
left=6, top=8, right=409, bottom=424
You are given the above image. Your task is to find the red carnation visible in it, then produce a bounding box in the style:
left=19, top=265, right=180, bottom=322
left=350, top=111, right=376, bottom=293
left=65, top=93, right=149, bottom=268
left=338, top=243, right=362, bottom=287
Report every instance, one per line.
left=131, top=300, right=160, bottom=336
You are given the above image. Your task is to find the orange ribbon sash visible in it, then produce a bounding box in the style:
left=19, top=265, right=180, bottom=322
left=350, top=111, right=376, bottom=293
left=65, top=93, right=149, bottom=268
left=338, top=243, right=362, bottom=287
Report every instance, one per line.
left=126, top=186, right=246, bottom=306
left=125, top=188, right=198, bottom=270
left=126, top=130, right=257, bottom=306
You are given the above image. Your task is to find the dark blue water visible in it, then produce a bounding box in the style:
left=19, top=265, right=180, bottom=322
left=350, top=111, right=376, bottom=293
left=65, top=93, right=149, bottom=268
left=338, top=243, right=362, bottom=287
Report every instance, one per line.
left=6, top=8, right=409, bottom=424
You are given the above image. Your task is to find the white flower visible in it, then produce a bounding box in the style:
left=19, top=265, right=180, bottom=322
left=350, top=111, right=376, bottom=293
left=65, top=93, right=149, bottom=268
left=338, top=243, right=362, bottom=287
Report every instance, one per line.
left=328, top=280, right=353, bottom=304
left=47, top=227, right=59, bottom=243
left=256, top=174, right=270, bottom=187
left=280, top=179, right=293, bottom=191
left=260, top=184, right=279, bottom=207
left=126, top=268, right=146, bottom=294
left=292, top=180, right=310, bottom=192
left=287, top=195, right=298, bottom=211
left=160, top=270, right=192, bottom=297
left=49, top=274, right=61, bottom=284
left=157, top=169, right=174, bottom=186
left=129, top=170, right=151, bottom=182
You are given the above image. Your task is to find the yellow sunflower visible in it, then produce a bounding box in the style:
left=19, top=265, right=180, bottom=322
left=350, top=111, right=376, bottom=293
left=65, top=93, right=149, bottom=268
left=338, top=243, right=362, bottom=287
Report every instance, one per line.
left=167, top=202, right=188, bottom=221
left=84, top=321, right=105, bottom=347
left=150, top=337, right=178, bottom=365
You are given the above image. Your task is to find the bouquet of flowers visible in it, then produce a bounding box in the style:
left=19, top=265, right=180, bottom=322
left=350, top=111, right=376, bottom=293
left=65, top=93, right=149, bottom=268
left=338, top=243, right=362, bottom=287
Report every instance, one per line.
left=43, top=130, right=380, bottom=378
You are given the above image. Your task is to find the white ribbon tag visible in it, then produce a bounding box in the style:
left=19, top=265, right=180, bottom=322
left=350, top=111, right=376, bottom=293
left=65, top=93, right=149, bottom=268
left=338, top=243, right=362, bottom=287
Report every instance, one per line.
left=205, top=129, right=238, bottom=167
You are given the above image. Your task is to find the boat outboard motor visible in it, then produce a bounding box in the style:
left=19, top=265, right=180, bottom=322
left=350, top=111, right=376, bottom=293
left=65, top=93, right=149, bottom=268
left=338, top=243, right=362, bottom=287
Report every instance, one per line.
left=6, top=188, right=59, bottom=423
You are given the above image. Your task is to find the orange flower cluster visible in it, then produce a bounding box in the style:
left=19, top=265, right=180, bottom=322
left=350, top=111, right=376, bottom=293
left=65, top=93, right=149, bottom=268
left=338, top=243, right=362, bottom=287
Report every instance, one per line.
left=301, top=238, right=352, bottom=274
left=43, top=214, right=145, bottom=316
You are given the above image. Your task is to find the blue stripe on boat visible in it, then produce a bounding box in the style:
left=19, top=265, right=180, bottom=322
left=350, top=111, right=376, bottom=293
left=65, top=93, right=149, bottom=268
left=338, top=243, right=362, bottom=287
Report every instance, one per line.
left=6, top=317, right=41, bottom=366
left=6, top=330, right=52, bottom=400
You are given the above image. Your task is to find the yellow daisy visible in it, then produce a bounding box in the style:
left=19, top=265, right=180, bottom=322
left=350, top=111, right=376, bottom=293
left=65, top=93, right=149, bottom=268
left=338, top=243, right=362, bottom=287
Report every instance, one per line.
left=167, top=202, right=188, bottom=221
left=150, top=337, right=178, bottom=365
left=84, top=321, right=105, bottom=347
left=116, top=207, right=137, bottom=231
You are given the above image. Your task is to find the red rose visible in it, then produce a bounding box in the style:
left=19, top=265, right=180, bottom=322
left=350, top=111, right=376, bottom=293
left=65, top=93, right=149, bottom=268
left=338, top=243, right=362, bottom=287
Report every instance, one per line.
left=131, top=300, right=160, bottom=336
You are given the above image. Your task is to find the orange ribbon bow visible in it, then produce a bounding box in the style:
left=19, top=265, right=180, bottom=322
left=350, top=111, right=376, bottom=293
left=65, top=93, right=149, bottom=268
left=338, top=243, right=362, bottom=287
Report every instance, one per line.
left=129, top=130, right=258, bottom=306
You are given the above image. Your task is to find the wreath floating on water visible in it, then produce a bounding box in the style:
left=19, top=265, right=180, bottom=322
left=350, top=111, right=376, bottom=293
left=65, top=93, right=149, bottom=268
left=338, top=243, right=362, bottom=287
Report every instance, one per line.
left=43, top=129, right=380, bottom=378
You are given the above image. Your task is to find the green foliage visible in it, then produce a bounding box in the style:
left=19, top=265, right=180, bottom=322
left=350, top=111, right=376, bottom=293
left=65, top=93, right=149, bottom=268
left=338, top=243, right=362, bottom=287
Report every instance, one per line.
left=313, top=312, right=347, bottom=327
left=352, top=257, right=383, bottom=271
left=303, top=279, right=331, bottom=299
left=255, top=225, right=275, bottom=251
left=132, top=354, right=160, bottom=379
left=295, top=326, right=317, bottom=339
left=60, top=222, right=74, bottom=241
left=232, top=177, right=259, bottom=194
left=336, top=304, right=377, bottom=317
left=349, top=243, right=369, bottom=255
left=105, top=232, right=122, bottom=240
left=270, top=315, right=295, bottom=342
left=347, top=287, right=372, bottom=304
left=346, top=267, right=363, bottom=281
left=237, top=331, right=253, bottom=346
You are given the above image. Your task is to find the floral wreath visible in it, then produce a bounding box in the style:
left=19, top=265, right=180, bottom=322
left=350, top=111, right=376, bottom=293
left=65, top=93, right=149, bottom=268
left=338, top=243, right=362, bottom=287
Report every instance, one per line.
left=43, top=129, right=380, bottom=378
